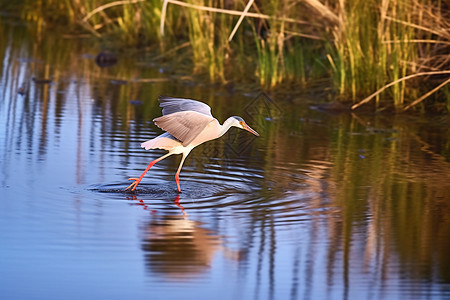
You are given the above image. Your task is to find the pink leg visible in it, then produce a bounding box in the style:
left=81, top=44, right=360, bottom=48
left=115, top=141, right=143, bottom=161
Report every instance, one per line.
left=125, top=152, right=172, bottom=191
left=175, top=173, right=181, bottom=193
left=175, top=153, right=188, bottom=193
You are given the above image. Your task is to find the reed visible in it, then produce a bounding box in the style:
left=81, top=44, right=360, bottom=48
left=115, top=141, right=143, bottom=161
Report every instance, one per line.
left=84, top=0, right=163, bottom=46
left=7, top=0, right=450, bottom=111
left=328, top=0, right=415, bottom=106
left=253, top=20, right=285, bottom=88
left=250, top=0, right=324, bottom=89
left=183, top=0, right=232, bottom=82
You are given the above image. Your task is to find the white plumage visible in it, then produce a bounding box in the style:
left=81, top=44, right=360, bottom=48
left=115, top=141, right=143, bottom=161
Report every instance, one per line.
left=126, top=96, right=259, bottom=192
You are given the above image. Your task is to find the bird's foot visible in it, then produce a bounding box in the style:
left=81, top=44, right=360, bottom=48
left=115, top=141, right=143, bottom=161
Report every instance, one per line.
left=125, top=177, right=141, bottom=191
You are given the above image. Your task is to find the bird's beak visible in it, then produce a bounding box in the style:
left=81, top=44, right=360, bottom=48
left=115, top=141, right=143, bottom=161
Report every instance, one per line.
left=243, top=123, right=260, bottom=136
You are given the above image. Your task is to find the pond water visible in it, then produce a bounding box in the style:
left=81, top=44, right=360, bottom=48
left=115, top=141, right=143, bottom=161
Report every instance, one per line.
left=1, top=20, right=450, bottom=300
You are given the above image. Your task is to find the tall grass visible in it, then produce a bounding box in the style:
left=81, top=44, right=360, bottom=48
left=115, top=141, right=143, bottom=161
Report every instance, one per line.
left=184, top=0, right=231, bottom=82
left=328, top=0, right=418, bottom=107
left=7, top=0, right=450, bottom=111
left=253, top=20, right=284, bottom=88
left=251, top=0, right=327, bottom=89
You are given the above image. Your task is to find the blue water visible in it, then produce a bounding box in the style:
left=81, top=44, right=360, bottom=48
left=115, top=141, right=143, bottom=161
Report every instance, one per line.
left=1, top=21, right=450, bottom=300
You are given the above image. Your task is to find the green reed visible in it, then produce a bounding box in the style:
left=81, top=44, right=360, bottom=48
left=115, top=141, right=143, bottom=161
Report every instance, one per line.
left=253, top=30, right=319, bottom=89
left=184, top=0, right=231, bottom=82
left=94, top=0, right=164, bottom=47
left=6, top=0, right=449, bottom=111
left=328, top=0, right=428, bottom=108
left=253, top=21, right=284, bottom=88
left=250, top=0, right=320, bottom=89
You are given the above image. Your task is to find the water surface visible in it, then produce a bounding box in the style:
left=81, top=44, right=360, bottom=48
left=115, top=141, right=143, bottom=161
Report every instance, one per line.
left=1, top=20, right=450, bottom=299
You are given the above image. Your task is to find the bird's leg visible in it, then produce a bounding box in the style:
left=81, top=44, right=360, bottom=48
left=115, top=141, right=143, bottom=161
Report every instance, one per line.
left=175, top=153, right=188, bottom=193
left=125, top=152, right=172, bottom=191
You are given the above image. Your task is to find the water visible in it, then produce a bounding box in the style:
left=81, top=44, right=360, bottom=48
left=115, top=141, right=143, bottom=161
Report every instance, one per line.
left=1, top=20, right=450, bottom=300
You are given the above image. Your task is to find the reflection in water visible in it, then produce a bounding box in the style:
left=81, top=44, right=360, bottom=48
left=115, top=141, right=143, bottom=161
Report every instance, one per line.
left=140, top=212, right=222, bottom=281
left=128, top=194, right=186, bottom=216
left=127, top=195, right=158, bottom=214
left=0, top=19, right=450, bottom=299
left=130, top=194, right=247, bottom=281
left=173, top=195, right=187, bottom=217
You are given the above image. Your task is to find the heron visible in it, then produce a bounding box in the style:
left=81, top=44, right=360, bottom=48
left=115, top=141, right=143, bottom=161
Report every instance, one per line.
left=125, top=96, right=259, bottom=192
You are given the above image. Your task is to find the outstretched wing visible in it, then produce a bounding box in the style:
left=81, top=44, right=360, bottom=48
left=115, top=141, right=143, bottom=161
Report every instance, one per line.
left=153, top=111, right=214, bottom=146
left=158, top=95, right=213, bottom=117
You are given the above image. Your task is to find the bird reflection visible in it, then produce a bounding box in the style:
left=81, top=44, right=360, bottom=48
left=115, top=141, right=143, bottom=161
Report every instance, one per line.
left=127, top=194, right=246, bottom=280
left=140, top=213, right=222, bottom=280
left=126, top=194, right=186, bottom=216
left=173, top=194, right=187, bottom=217
left=126, top=195, right=157, bottom=214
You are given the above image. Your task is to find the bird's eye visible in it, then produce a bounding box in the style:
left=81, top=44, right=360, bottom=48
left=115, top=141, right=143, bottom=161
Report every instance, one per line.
left=239, top=121, right=244, bottom=126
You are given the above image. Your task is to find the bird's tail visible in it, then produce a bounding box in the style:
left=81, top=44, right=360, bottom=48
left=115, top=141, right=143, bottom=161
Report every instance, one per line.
left=141, top=139, right=156, bottom=150
left=141, top=132, right=181, bottom=151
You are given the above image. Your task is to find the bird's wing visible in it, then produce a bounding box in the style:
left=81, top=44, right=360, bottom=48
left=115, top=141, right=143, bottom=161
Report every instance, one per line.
left=158, top=95, right=213, bottom=117
left=153, top=111, right=214, bottom=146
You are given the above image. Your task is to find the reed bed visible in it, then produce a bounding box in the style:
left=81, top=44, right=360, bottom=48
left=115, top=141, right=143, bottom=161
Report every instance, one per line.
left=4, top=0, right=449, bottom=112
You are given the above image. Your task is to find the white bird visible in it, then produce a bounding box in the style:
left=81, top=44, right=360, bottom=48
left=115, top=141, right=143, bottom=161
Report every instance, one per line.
left=125, top=96, right=259, bottom=192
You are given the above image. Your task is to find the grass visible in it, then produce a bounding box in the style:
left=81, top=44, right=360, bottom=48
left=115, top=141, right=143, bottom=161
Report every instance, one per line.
left=185, top=0, right=231, bottom=82
left=328, top=0, right=420, bottom=108
left=4, top=0, right=449, bottom=112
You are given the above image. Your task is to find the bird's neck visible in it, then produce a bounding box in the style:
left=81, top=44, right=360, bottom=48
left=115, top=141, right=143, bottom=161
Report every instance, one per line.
left=218, top=117, right=236, bottom=137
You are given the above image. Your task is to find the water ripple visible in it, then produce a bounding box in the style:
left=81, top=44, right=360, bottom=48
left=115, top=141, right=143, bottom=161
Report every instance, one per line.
left=90, top=157, right=339, bottom=227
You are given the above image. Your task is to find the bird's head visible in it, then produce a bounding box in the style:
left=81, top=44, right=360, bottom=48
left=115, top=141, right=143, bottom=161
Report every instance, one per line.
left=230, top=116, right=260, bottom=136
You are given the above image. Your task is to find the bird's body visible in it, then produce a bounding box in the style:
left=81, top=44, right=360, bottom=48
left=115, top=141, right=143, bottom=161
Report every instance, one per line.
left=125, top=96, right=259, bottom=192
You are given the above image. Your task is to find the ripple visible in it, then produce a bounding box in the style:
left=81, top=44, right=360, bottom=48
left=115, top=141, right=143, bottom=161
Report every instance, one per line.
left=90, top=175, right=256, bottom=201
left=91, top=156, right=338, bottom=227
left=91, top=182, right=174, bottom=196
